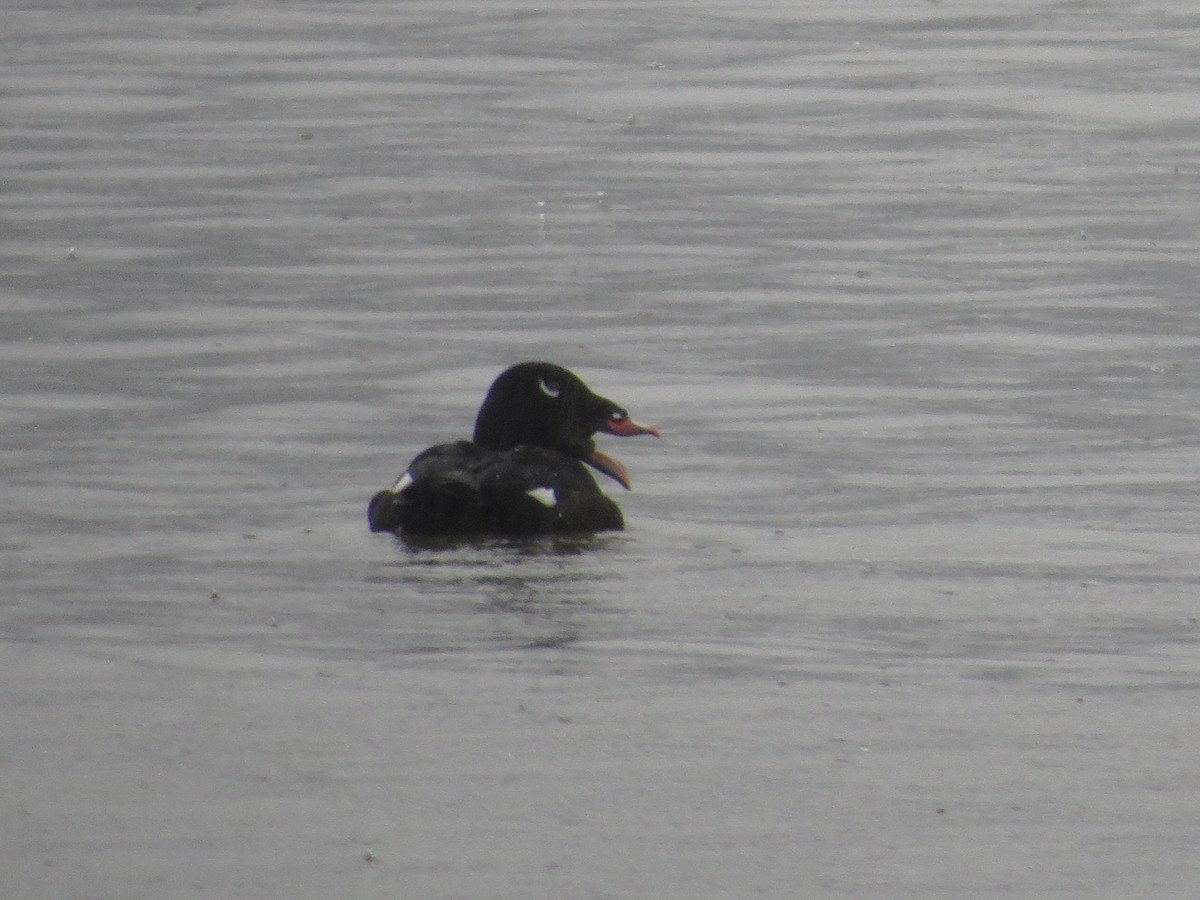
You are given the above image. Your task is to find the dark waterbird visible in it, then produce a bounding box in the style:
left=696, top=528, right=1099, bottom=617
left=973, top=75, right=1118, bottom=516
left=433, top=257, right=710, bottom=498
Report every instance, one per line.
left=367, top=362, right=660, bottom=539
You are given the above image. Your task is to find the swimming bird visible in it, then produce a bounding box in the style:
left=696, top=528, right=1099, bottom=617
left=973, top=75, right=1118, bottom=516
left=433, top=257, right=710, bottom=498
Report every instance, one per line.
left=367, top=361, right=659, bottom=538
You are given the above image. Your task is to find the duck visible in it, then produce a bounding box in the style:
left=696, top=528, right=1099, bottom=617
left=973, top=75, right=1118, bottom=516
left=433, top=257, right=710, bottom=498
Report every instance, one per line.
left=367, top=361, right=659, bottom=539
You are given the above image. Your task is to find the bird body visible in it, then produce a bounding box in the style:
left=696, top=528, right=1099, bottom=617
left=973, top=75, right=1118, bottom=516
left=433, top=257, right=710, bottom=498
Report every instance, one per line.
left=368, top=362, right=658, bottom=539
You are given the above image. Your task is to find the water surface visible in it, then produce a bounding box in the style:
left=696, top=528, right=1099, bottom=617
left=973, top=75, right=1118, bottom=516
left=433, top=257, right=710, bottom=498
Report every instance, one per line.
left=3, top=2, right=1200, bottom=897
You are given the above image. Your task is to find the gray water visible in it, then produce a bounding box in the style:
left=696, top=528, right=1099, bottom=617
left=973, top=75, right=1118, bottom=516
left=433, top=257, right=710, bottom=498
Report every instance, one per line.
left=4, top=1, right=1200, bottom=897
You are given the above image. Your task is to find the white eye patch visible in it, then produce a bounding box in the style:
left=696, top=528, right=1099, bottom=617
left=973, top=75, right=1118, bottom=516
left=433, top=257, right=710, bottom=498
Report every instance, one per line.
left=538, top=377, right=562, bottom=399
left=526, top=487, right=557, bottom=507
left=390, top=472, right=414, bottom=492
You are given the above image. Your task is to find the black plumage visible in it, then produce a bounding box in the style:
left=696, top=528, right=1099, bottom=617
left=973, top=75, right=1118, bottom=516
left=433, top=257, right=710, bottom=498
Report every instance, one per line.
left=367, top=362, right=658, bottom=538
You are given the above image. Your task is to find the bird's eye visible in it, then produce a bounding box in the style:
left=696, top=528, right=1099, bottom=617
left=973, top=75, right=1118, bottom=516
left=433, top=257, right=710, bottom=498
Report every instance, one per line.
left=538, top=377, right=562, bottom=399
left=610, top=411, right=626, bottom=423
